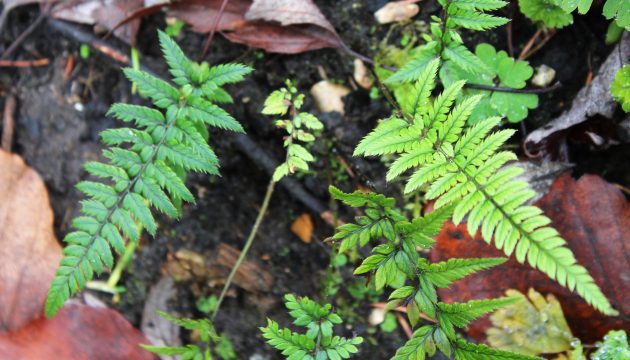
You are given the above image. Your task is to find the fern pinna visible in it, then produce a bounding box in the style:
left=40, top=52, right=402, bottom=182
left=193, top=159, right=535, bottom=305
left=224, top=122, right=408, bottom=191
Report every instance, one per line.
left=330, top=187, right=539, bottom=360
left=45, top=31, right=252, bottom=317
left=359, top=0, right=615, bottom=316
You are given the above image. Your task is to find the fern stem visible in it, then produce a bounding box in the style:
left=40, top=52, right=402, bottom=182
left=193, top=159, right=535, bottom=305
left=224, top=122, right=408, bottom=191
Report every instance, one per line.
left=106, top=239, right=137, bottom=289
left=211, top=179, right=276, bottom=321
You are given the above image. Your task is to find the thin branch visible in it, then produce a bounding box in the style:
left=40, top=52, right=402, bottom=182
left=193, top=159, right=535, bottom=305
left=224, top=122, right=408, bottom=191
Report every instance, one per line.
left=200, top=0, right=230, bottom=60
left=465, top=81, right=562, bottom=94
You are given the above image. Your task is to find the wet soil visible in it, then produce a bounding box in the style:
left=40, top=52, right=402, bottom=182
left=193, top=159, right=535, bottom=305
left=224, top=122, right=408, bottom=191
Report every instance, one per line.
left=0, top=1, right=628, bottom=359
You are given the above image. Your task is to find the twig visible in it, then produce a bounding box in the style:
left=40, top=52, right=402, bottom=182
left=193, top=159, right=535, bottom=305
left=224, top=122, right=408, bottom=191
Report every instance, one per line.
left=0, top=3, right=50, bottom=60
left=520, top=29, right=556, bottom=60
left=0, top=58, right=49, bottom=67
left=2, top=94, right=16, bottom=152
left=200, top=0, right=230, bottom=60
left=466, top=81, right=562, bottom=94
left=519, top=28, right=542, bottom=60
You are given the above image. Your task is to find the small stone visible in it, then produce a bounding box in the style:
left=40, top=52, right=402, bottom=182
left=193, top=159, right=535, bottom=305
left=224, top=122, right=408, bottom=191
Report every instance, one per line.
left=532, top=64, right=556, bottom=88
left=310, top=81, right=350, bottom=114
left=353, top=59, right=374, bottom=89
left=375, top=1, right=420, bottom=24
left=368, top=308, right=386, bottom=326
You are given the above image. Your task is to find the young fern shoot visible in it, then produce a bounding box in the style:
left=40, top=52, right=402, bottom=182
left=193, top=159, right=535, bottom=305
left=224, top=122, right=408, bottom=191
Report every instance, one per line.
left=260, top=294, right=363, bottom=360
left=211, top=82, right=323, bottom=320
left=360, top=0, right=615, bottom=316
left=45, top=31, right=253, bottom=317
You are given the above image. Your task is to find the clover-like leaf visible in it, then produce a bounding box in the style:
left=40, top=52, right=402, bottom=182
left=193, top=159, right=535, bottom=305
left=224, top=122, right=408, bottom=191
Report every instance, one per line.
left=611, top=64, right=630, bottom=112
left=518, top=0, right=573, bottom=28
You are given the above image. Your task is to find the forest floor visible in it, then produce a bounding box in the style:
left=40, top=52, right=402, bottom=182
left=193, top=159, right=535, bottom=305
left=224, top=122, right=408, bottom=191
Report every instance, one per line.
left=0, top=1, right=628, bottom=359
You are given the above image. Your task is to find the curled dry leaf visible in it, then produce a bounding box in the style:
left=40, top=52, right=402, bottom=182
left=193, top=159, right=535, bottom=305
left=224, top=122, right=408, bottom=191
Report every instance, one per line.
left=290, top=213, right=314, bottom=243
left=170, top=0, right=344, bottom=54
left=374, top=0, right=420, bottom=24
left=0, top=150, right=61, bottom=332
left=52, top=0, right=144, bottom=45
left=0, top=303, right=156, bottom=360
left=431, top=174, right=630, bottom=343
left=525, top=33, right=630, bottom=156
left=310, top=80, right=350, bottom=114
left=168, top=0, right=250, bottom=33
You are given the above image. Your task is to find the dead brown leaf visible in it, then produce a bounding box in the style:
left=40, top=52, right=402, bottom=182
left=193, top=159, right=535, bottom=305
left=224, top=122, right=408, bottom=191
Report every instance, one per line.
left=291, top=213, right=313, bottom=243
left=0, top=303, right=156, bottom=359
left=162, top=244, right=273, bottom=293
left=170, top=0, right=343, bottom=54
left=0, top=150, right=61, bottom=332
left=52, top=0, right=144, bottom=45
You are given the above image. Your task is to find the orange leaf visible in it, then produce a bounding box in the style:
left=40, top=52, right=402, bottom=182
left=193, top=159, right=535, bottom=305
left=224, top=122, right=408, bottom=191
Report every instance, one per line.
left=291, top=213, right=313, bottom=243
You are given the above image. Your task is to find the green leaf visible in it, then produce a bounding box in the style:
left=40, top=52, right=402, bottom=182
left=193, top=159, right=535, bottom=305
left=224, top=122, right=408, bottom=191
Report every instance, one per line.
left=611, top=64, right=630, bottom=112
left=448, top=8, right=510, bottom=30
left=518, top=0, right=573, bottom=28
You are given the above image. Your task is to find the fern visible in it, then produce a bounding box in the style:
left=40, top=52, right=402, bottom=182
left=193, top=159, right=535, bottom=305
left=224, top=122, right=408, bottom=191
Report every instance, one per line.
left=262, top=81, right=323, bottom=181
left=331, top=187, right=536, bottom=359
left=382, top=0, right=538, bottom=124
left=354, top=50, right=616, bottom=316
left=141, top=311, right=235, bottom=360
left=260, top=294, right=363, bottom=360
left=45, top=30, right=252, bottom=317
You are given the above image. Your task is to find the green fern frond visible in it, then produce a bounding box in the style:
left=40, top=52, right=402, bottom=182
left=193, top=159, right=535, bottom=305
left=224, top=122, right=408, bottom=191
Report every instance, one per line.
left=454, top=339, right=542, bottom=360
left=355, top=62, right=615, bottom=315
left=438, top=297, right=519, bottom=338
left=45, top=30, right=252, bottom=317
left=419, top=257, right=507, bottom=288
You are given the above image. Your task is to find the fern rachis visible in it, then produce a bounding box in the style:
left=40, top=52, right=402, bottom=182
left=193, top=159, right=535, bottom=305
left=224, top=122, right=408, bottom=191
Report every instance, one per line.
left=45, top=31, right=253, bottom=317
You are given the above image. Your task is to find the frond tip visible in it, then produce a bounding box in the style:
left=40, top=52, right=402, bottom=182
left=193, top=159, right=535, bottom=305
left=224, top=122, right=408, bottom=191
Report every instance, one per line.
left=45, top=31, right=252, bottom=317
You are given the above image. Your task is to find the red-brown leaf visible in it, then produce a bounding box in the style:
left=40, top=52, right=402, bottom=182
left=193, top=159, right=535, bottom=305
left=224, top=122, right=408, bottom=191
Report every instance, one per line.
left=431, top=174, right=630, bottom=342
left=0, top=150, right=61, bottom=331
left=0, top=303, right=156, bottom=360
left=170, top=0, right=343, bottom=54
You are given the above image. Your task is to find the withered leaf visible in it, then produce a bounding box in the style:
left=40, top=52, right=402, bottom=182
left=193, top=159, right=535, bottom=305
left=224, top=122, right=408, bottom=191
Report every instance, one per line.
left=0, top=303, right=156, bottom=359
left=0, top=150, right=61, bottom=332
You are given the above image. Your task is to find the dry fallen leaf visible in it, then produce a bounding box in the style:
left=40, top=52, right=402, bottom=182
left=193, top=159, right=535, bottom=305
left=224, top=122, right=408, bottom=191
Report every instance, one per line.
left=168, top=0, right=250, bottom=33
left=0, top=303, right=156, bottom=359
left=310, top=80, right=350, bottom=114
left=291, top=213, right=314, bottom=243
left=431, top=173, right=630, bottom=343
left=163, top=244, right=274, bottom=293
left=52, top=0, right=144, bottom=45
left=0, top=150, right=61, bottom=331
left=374, top=0, right=420, bottom=24
left=0, top=150, right=155, bottom=359
left=171, top=0, right=344, bottom=54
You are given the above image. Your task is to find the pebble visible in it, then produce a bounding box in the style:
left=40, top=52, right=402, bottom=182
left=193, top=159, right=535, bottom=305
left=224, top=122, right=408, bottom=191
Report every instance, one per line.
left=375, top=1, right=420, bottom=24
left=532, top=64, right=556, bottom=88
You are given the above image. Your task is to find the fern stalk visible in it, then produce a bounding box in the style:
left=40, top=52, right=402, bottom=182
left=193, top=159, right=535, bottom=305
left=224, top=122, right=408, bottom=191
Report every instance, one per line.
left=211, top=179, right=275, bottom=321
left=211, top=82, right=323, bottom=320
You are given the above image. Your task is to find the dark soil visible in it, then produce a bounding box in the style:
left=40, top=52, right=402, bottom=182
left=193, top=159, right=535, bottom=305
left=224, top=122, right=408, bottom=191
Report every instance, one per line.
left=0, top=1, right=628, bottom=359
